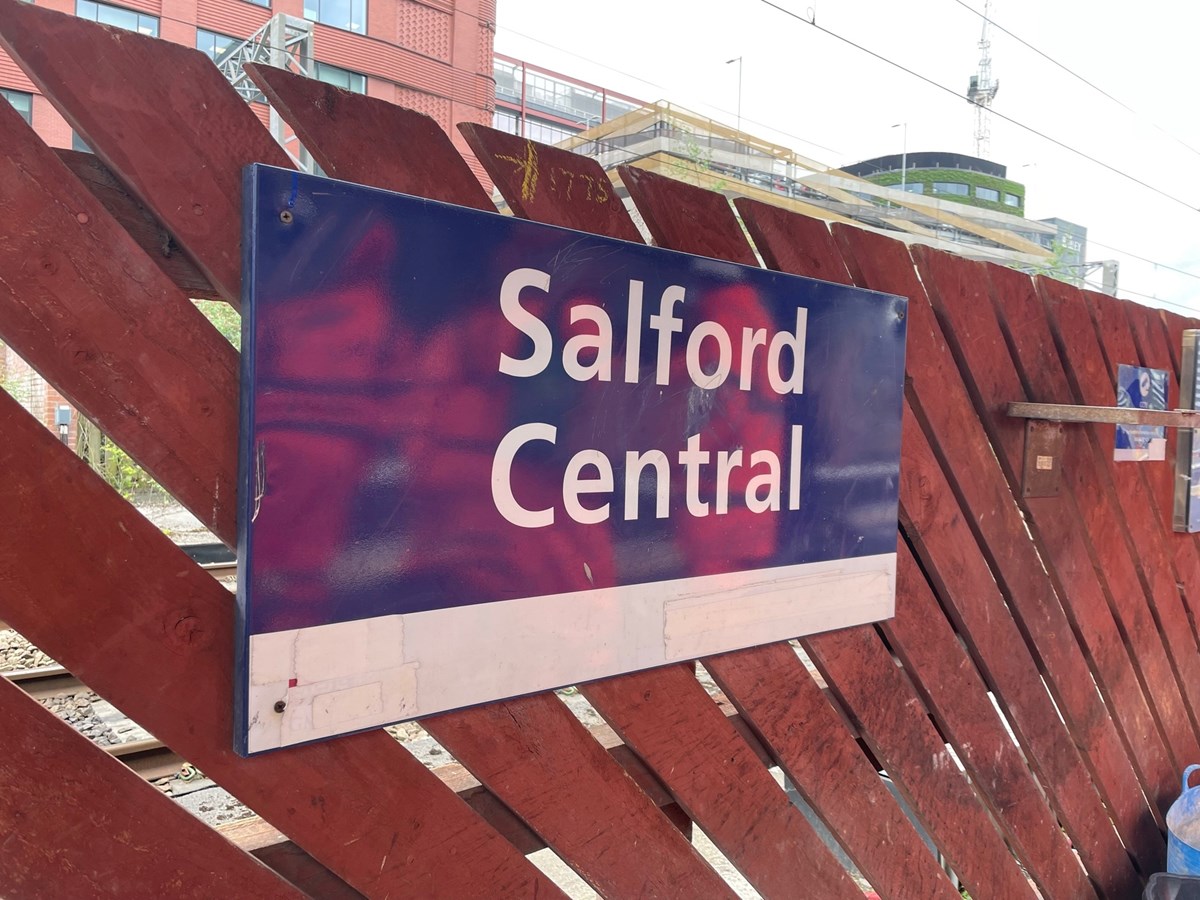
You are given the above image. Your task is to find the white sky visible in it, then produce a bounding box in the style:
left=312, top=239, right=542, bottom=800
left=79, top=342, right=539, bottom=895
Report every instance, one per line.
left=495, top=0, right=1200, bottom=315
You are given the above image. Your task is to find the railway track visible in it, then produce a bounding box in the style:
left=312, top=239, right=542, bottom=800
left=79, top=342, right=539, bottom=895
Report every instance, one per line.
left=5, top=663, right=186, bottom=780
left=3, top=544, right=230, bottom=782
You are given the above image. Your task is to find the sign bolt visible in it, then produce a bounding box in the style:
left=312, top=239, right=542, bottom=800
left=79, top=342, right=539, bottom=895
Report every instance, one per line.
left=279, top=210, right=294, bottom=224
left=274, top=700, right=287, bottom=713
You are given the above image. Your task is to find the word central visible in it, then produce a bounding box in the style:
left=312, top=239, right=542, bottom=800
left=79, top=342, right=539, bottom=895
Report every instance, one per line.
left=498, top=268, right=808, bottom=392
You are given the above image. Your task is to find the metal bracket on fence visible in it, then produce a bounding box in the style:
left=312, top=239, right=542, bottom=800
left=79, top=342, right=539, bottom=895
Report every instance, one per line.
left=1006, top=402, right=1200, bottom=499
left=1007, top=402, right=1200, bottom=428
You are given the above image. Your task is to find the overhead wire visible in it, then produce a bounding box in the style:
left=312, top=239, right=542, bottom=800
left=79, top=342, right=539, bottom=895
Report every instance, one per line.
left=755, top=0, right=1200, bottom=216
left=950, top=0, right=1200, bottom=162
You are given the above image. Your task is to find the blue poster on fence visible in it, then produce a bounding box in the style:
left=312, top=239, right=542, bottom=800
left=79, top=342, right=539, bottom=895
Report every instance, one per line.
left=1115, top=364, right=1167, bottom=462
left=235, top=165, right=908, bottom=754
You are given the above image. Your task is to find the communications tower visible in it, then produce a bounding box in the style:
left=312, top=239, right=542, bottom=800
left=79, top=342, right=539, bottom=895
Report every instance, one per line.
left=967, top=0, right=1000, bottom=158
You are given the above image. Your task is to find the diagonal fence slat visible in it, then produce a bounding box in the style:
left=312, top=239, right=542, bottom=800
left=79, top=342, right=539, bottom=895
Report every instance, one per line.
left=730, top=195, right=1095, bottom=900
left=1089, top=286, right=1200, bottom=739
left=0, top=15, right=742, bottom=899
left=703, top=642, right=964, bottom=900
left=0, top=391, right=566, bottom=899
left=612, top=163, right=1045, bottom=900
left=1040, top=279, right=1200, bottom=750
left=913, top=246, right=1183, bottom=808
left=737, top=197, right=1144, bottom=897
left=53, top=149, right=224, bottom=301
left=0, top=677, right=301, bottom=900
left=1123, top=300, right=1200, bottom=648
left=832, top=223, right=1164, bottom=879
left=246, top=63, right=494, bottom=211
left=0, top=0, right=288, bottom=304
left=729, top=197, right=1097, bottom=900
left=459, top=124, right=645, bottom=242
left=0, top=100, right=239, bottom=545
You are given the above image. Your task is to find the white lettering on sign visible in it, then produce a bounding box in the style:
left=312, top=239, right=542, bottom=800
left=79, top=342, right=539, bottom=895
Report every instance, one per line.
left=496, top=269, right=807, bottom=394
left=491, top=423, right=804, bottom=528
left=491, top=268, right=808, bottom=529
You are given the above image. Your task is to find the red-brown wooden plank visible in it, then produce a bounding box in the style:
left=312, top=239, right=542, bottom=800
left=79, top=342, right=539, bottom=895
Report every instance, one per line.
left=1092, top=291, right=1200, bottom=585
left=613, top=164, right=1042, bottom=900
left=423, top=692, right=737, bottom=899
left=911, top=246, right=1182, bottom=807
left=1124, top=301, right=1200, bottom=646
left=0, top=392, right=565, bottom=899
left=832, top=223, right=1164, bottom=878
left=581, top=666, right=866, bottom=900
left=53, top=149, right=223, bottom=301
left=0, top=100, right=239, bottom=544
left=1161, top=309, right=1191, bottom=377
left=0, top=678, right=300, bottom=900
left=895, top=377, right=1145, bottom=898
left=459, top=123, right=644, bottom=242
left=246, top=64, right=493, bottom=212
left=1040, top=279, right=1200, bottom=748
left=703, top=644, right=963, bottom=900
left=886, top=540, right=1097, bottom=900
left=1086, top=289, right=1200, bottom=734
left=734, top=199, right=1103, bottom=899
left=452, top=125, right=868, bottom=899
left=735, top=199, right=1118, bottom=898
left=0, top=41, right=744, bottom=900
left=734, top=198, right=854, bottom=284
left=0, top=0, right=291, bottom=304
left=804, top=622, right=1038, bottom=900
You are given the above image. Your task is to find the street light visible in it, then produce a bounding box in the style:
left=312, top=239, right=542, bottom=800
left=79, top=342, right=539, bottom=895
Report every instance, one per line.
left=891, top=122, right=907, bottom=192
left=726, top=56, right=743, bottom=137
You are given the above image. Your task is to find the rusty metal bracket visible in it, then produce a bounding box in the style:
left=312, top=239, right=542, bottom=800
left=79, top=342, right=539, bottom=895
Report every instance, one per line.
left=1007, top=402, right=1200, bottom=428
left=1007, top=402, right=1200, bottom=498
left=1020, top=420, right=1065, bottom=498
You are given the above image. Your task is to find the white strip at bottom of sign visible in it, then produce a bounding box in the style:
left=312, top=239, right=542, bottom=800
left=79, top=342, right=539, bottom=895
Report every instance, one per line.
left=245, top=552, right=896, bottom=753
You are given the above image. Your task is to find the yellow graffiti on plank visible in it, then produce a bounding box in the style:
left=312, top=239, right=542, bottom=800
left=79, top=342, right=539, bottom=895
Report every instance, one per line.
left=495, top=140, right=540, bottom=202
left=548, top=167, right=610, bottom=204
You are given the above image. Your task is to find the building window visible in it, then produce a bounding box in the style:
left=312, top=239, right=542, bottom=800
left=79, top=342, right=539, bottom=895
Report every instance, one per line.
left=303, top=0, right=365, bottom=34
left=493, top=108, right=519, bottom=135
left=196, top=28, right=240, bottom=63
left=0, top=88, right=32, bottom=125
left=71, top=130, right=93, bottom=153
left=896, top=182, right=923, bottom=194
left=1004, top=192, right=1021, bottom=207
left=931, top=181, right=969, bottom=196
left=76, top=0, right=159, bottom=36
left=975, top=186, right=1000, bottom=202
left=314, top=62, right=366, bottom=94
left=525, top=118, right=576, bottom=145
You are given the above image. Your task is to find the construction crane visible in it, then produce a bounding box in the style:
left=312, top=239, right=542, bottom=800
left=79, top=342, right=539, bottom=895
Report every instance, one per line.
left=966, top=0, right=999, bottom=159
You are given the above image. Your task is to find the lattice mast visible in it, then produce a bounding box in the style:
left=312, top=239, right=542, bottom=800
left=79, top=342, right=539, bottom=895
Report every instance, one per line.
left=966, top=0, right=999, bottom=158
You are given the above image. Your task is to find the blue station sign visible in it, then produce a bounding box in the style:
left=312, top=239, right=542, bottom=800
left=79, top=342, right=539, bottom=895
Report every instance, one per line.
left=236, top=165, right=907, bottom=754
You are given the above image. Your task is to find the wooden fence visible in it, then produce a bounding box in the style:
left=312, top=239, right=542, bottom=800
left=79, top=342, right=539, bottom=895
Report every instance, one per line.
left=1, top=1, right=1199, bottom=896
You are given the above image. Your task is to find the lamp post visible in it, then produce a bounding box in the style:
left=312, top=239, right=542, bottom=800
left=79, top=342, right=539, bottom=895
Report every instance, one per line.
left=726, top=56, right=743, bottom=136
left=892, top=122, right=907, bottom=192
